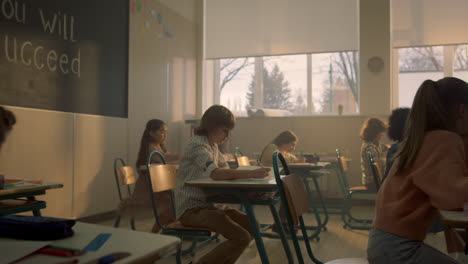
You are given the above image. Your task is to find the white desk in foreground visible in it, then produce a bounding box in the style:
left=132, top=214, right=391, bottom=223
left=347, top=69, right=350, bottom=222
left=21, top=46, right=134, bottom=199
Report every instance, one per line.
left=440, top=210, right=468, bottom=229
left=4, top=222, right=180, bottom=264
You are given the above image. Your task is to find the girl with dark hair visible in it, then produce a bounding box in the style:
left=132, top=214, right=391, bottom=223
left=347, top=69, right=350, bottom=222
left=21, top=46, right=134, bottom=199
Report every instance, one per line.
left=383, top=108, right=410, bottom=180
left=367, top=77, right=468, bottom=263
left=259, top=130, right=305, bottom=166
left=119, top=119, right=179, bottom=233
left=359, top=118, right=388, bottom=190
left=135, top=119, right=179, bottom=168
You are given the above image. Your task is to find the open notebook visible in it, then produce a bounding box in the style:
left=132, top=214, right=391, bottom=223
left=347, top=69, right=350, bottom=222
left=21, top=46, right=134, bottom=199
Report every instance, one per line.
left=234, top=166, right=276, bottom=181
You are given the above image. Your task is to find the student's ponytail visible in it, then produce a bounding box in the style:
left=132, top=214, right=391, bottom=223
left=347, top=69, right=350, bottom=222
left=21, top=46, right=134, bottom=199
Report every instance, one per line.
left=396, top=78, right=468, bottom=173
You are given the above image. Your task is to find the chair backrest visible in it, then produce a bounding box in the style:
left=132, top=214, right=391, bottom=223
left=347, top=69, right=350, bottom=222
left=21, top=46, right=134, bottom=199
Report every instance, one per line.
left=336, top=149, right=350, bottom=190
left=282, top=173, right=310, bottom=225
left=367, top=151, right=381, bottom=190
left=236, top=155, right=251, bottom=167
left=113, top=158, right=137, bottom=201
left=146, top=150, right=177, bottom=230
left=148, top=164, right=177, bottom=192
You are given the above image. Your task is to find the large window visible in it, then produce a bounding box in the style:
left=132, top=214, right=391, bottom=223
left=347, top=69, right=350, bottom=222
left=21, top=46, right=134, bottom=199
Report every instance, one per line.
left=213, top=51, right=359, bottom=116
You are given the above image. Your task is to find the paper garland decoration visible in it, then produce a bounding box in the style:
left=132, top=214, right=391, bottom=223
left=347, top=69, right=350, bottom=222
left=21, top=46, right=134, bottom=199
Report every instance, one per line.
left=130, top=0, right=172, bottom=40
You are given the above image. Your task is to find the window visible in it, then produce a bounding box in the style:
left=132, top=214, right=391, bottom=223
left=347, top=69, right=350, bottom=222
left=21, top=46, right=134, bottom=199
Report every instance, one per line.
left=454, top=44, right=468, bottom=83
left=213, top=51, right=359, bottom=117
left=311, top=52, right=359, bottom=114
left=218, top=58, right=255, bottom=116
left=397, top=46, right=444, bottom=108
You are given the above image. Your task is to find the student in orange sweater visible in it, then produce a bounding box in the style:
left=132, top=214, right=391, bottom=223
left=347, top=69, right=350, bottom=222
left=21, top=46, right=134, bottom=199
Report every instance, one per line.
left=367, top=77, right=468, bottom=263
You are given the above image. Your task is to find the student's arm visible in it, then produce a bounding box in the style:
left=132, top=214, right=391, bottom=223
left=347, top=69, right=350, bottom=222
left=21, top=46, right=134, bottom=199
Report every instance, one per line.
left=413, top=133, right=468, bottom=210
left=164, top=152, right=180, bottom=163
left=210, top=168, right=270, bottom=181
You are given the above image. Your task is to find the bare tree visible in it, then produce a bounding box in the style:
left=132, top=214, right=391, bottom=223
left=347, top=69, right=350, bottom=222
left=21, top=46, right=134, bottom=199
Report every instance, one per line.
left=332, top=51, right=359, bottom=104
left=219, top=58, right=255, bottom=91
left=399, top=47, right=443, bottom=72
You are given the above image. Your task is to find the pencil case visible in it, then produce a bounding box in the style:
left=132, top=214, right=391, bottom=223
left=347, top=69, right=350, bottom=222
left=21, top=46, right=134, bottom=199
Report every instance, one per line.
left=0, top=215, right=75, bottom=240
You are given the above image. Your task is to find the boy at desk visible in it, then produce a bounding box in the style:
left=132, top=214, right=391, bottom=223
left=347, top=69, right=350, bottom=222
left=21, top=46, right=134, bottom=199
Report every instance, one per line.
left=174, top=105, right=270, bottom=264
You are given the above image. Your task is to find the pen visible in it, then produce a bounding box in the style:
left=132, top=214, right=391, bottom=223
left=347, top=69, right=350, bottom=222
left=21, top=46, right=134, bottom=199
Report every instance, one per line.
left=38, top=247, right=74, bottom=257
left=49, top=245, right=84, bottom=255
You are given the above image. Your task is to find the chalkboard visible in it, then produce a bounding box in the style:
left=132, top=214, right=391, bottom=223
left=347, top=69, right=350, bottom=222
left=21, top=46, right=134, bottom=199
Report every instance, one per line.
left=0, top=0, right=128, bottom=118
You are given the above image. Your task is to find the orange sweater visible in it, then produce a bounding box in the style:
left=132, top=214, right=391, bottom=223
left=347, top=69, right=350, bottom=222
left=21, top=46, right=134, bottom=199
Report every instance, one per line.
left=374, top=130, right=468, bottom=241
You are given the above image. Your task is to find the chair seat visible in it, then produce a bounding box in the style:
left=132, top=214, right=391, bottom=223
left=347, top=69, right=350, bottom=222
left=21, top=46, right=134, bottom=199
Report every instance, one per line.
left=325, top=258, right=368, bottom=264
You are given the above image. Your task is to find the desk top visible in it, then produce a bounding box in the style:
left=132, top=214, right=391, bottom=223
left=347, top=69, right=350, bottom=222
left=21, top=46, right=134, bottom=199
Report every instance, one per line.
left=186, top=177, right=279, bottom=189
left=440, top=210, right=468, bottom=229
left=0, top=182, right=63, bottom=197
left=288, top=162, right=331, bottom=168
left=6, top=222, right=181, bottom=264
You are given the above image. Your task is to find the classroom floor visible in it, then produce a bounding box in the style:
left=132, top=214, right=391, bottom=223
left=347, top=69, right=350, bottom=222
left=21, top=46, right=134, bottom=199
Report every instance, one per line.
left=91, top=205, right=446, bottom=264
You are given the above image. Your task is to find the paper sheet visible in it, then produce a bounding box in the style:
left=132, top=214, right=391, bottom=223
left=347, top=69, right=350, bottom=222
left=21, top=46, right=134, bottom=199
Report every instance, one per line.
left=235, top=166, right=275, bottom=180
left=0, top=240, right=49, bottom=264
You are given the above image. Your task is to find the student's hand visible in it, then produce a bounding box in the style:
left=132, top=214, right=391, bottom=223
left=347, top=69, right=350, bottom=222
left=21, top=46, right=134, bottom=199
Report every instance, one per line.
left=250, top=168, right=271, bottom=178
left=297, top=157, right=307, bottom=163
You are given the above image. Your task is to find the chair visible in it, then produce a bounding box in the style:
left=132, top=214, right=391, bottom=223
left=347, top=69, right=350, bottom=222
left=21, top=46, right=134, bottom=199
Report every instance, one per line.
left=272, top=151, right=368, bottom=264
left=335, top=149, right=378, bottom=230
left=113, top=158, right=137, bottom=230
left=146, top=150, right=219, bottom=263
left=273, top=151, right=367, bottom=264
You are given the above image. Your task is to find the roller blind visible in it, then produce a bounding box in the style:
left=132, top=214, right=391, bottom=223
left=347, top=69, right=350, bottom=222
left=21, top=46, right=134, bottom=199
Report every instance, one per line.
left=392, top=0, right=468, bottom=47
left=205, top=0, right=359, bottom=59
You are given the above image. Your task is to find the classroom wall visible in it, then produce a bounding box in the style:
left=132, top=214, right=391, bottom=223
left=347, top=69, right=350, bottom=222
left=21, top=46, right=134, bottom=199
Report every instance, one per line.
left=0, top=0, right=200, bottom=219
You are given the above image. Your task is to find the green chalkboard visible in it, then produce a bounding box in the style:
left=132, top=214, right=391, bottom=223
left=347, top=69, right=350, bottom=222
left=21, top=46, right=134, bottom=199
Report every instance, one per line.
left=0, top=0, right=128, bottom=117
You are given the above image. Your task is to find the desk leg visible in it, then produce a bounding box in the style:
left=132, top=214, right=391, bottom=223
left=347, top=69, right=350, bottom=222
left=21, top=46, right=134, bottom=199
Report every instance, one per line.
left=311, top=175, right=329, bottom=229
left=269, top=204, right=294, bottom=264
left=27, top=196, right=42, bottom=217
left=240, top=196, right=270, bottom=264
left=302, top=176, right=323, bottom=229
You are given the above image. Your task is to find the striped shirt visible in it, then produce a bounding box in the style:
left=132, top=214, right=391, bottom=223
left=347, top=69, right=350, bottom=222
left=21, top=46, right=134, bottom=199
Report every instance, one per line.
left=174, top=135, right=227, bottom=219
left=361, top=141, right=387, bottom=185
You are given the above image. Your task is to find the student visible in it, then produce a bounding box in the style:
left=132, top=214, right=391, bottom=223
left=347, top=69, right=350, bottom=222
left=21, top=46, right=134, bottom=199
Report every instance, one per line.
left=174, top=105, right=270, bottom=264
left=119, top=119, right=179, bottom=233
left=259, top=130, right=305, bottom=166
left=367, top=77, right=468, bottom=264
left=135, top=119, right=179, bottom=166
left=359, top=118, right=387, bottom=190
left=0, top=106, right=16, bottom=147
left=383, top=108, right=410, bottom=181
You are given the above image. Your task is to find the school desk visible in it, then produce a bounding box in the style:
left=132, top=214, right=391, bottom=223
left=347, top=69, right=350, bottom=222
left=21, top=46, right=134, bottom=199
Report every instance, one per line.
left=2, top=222, right=181, bottom=264
left=0, top=182, right=63, bottom=216
left=186, top=177, right=294, bottom=264
left=440, top=210, right=468, bottom=229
